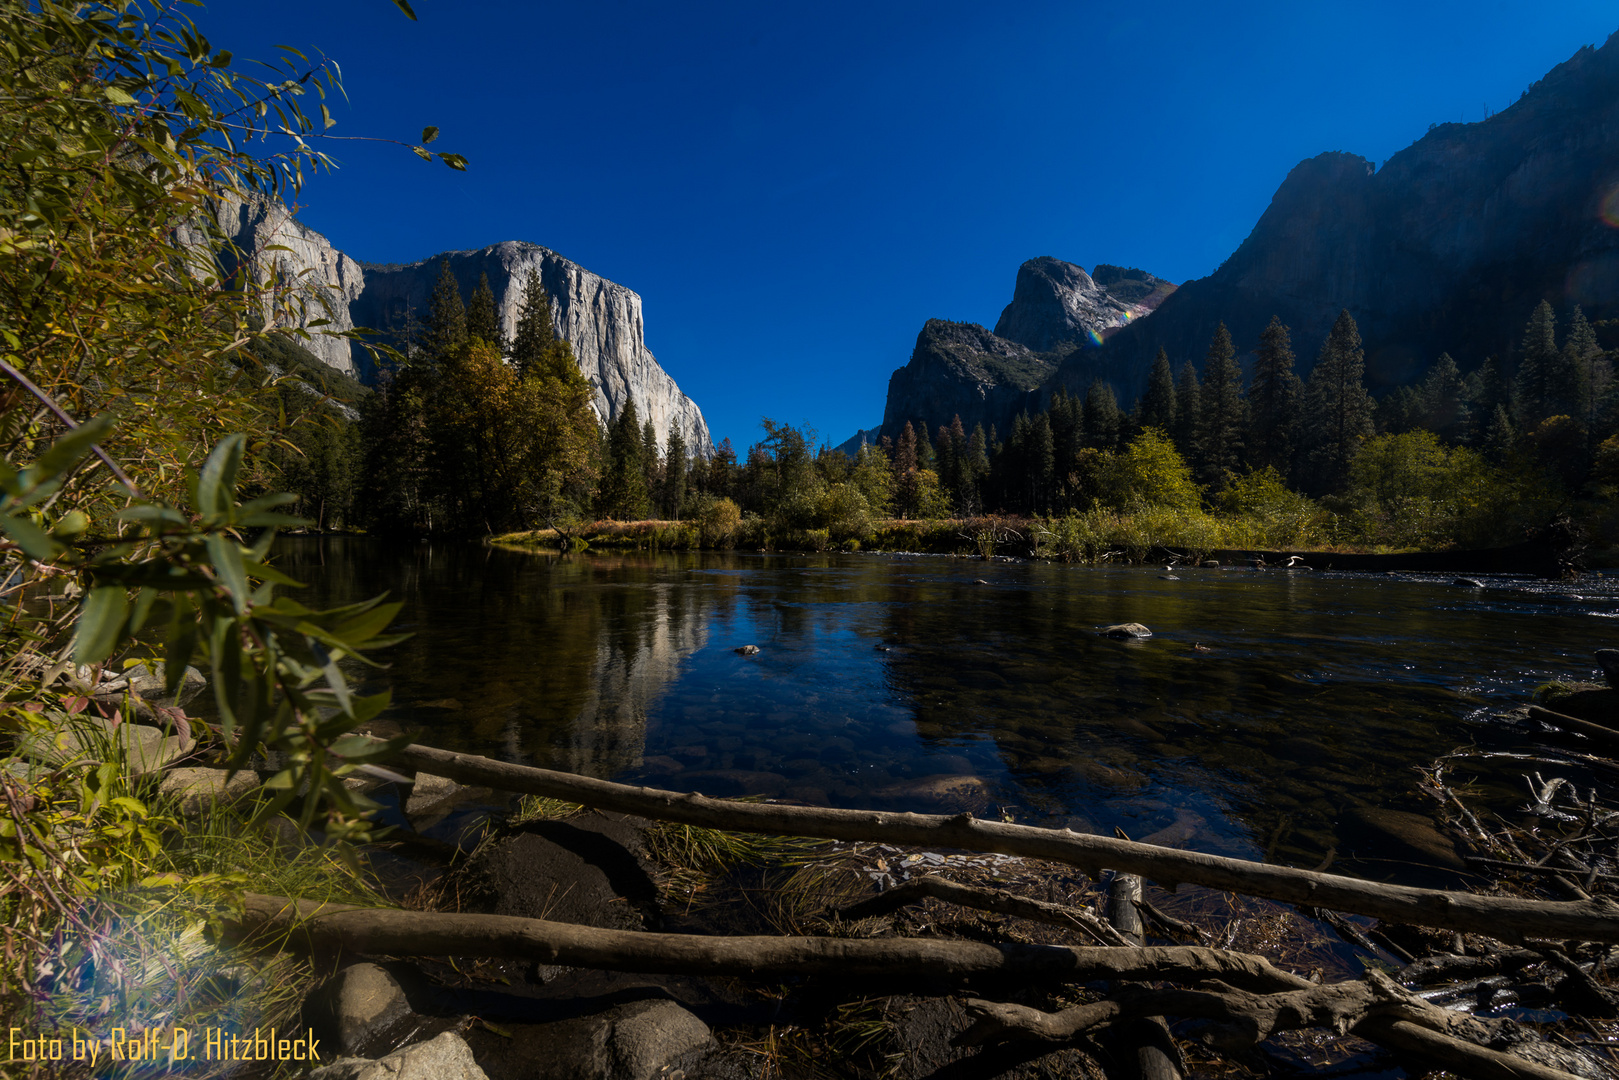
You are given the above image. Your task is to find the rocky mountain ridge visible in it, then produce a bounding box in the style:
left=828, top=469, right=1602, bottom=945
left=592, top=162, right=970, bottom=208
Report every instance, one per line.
left=868, top=259, right=1174, bottom=445
left=1058, top=29, right=1619, bottom=404
left=208, top=202, right=712, bottom=454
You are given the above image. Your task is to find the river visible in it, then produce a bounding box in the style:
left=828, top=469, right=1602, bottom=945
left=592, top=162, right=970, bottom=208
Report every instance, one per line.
left=273, top=537, right=1619, bottom=883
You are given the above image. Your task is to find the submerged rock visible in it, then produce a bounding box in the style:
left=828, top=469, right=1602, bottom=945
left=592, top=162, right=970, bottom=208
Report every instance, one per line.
left=1100, top=623, right=1152, bottom=639
left=734, top=644, right=760, bottom=655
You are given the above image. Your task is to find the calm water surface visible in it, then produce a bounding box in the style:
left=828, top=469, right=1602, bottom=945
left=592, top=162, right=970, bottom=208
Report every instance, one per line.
left=274, top=538, right=1619, bottom=879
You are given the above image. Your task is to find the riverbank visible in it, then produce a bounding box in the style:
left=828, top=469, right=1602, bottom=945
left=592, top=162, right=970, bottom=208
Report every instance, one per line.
left=492, top=510, right=1596, bottom=576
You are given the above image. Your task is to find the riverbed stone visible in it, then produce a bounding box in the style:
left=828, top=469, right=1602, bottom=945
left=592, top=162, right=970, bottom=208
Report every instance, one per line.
left=311, top=962, right=415, bottom=1056
left=308, top=1031, right=486, bottom=1080
left=456, top=811, right=657, bottom=931
left=159, top=766, right=258, bottom=816
left=734, top=644, right=760, bottom=655
left=1345, top=807, right=1467, bottom=870
left=1596, top=649, right=1619, bottom=689
left=405, top=772, right=463, bottom=817
left=1100, top=623, right=1152, bottom=639
left=18, top=716, right=189, bottom=776
left=120, top=662, right=207, bottom=707
left=466, top=999, right=713, bottom=1080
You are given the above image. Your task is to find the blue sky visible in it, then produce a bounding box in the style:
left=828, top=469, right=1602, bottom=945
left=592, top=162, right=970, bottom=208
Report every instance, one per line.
left=195, top=1, right=1619, bottom=451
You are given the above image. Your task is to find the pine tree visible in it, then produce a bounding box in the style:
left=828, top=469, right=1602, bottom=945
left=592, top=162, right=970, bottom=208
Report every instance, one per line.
left=917, top=422, right=936, bottom=473
left=894, top=421, right=920, bottom=517
left=511, top=272, right=556, bottom=378
left=598, top=401, right=649, bottom=519
left=1247, top=317, right=1302, bottom=475
left=663, top=426, right=687, bottom=519
left=935, top=421, right=959, bottom=504
left=1482, top=403, right=1516, bottom=463
left=1139, top=348, right=1176, bottom=433
left=1420, top=352, right=1467, bottom=443
left=1303, top=309, right=1375, bottom=494
left=1195, top=322, right=1246, bottom=485
left=466, top=270, right=504, bottom=351
left=422, top=258, right=467, bottom=362
left=1030, top=411, right=1055, bottom=512
left=641, top=417, right=661, bottom=510
left=1471, top=355, right=1512, bottom=443
left=1083, top=381, right=1120, bottom=450
left=1564, top=305, right=1607, bottom=428
left=965, top=423, right=989, bottom=515
left=1516, top=300, right=1561, bottom=422
left=1173, top=360, right=1201, bottom=459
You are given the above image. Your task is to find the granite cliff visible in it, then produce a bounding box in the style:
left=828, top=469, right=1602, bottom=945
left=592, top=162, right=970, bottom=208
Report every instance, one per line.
left=350, top=244, right=712, bottom=455
left=201, top=207, right=712, bottom=454
left=871, top=259, right=1174, bottom=444
left=1061, top=29, right=1619, bottom=402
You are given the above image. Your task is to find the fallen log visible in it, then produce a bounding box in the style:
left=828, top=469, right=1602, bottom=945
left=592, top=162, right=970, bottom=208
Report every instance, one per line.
left=834, top=875, right=1133, bottom=947
left=1526, top=705, right=1619, bottom=753
left=375, top=738, right=1619, bottom=943
left=231, top=893, right=1306, bottom=991
left=956, top=970, right=1589, bottom=1080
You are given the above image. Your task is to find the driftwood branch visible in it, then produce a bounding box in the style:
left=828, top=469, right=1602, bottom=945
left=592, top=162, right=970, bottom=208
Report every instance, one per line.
left=378, top=738, right=1619, bottom=943
left=956, top=970, right=1588, bottom=1080
left=834, top=875, right=1133, bottom=946
left=230, top=893, right=1307, bottom=992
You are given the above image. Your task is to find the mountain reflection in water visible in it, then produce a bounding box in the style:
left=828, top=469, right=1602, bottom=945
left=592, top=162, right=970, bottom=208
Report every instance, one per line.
left=273, top=538, right=1619, bottom=881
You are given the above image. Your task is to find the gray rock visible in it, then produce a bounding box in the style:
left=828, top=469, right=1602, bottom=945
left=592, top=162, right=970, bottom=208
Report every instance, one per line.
left=1596, top=649, right=1619, bottom=689
left=995, top=257, right=1173, bottom=353
left=1100, top=623, right=1152, bottom=639
left=349, top=244, right=712, bottom=453
left=733, top=645, right=760, bottom=655
left=470, top=1000, right=713, bottom=1080
left=120, top=662, right=207, bottom=707
left=313, top=963, right=414, bottom=1057
left=404, top=772, right=463, bottom=818
left=158, top=767, right=258, bottom=816
left=18, top=716, right=188, bottom=776
left=308, top=1031, right=486, bottom=1080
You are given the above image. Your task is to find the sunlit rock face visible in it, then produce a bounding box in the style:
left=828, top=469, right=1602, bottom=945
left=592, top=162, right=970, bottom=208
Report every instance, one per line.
left=204, top=196, right=367, bottom=378
left=351, top=243, right=713, bottom=455
left=994, top=257, right=1174, bottom=352
left=875, top=260, right=1174, bottom=443
left=206, top=208, right=713, bottom=454
left=1069, top=29, right=1619, bottom=401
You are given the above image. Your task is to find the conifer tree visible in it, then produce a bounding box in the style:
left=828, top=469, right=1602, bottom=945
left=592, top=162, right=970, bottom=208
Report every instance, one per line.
left=1421, top=352, right=1467, bottom=443
left=466, top=270, right=504, bottom=351
left=422, top=258, right=467, bottom=361
left=1471, top=355, right=1512, bottom=443
left=1482, top=404, right=1516, bottom=463
left=1173, top=360, right=1201, bottom=459
left=641, top=417, right=661, bottom=509
left=1030, top=411, right=1055, bottom=512
left=1247, top=317, right=1302, bottom=475
left=894, top=421, right=920, bottom=517
left=935, top=421, right=959, bottom=502
left=917, top=422, right=936, bottom=473
left=965, top=423, right=990, bottom=515
left=1083, top=381, right=1120, bottom=450
left=511, top=271, right=557, bottom=379
left=1564, top=305, right=1608, bottom=428
left=1139, top=348, right=1176, bottom=433
left=599, top=401, right=649, bottom=519
left=663, top=426, right=687, bottom=519
left=1303, top=309, right=1375, bottom=494
left=1516, top=300, right=1561, bottom=424
left=1195, top=321, right=1246, bottom=485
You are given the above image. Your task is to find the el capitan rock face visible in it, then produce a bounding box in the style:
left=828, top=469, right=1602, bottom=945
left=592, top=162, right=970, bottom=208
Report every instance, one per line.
left=207, top=197, right=368, bottom=378
left=205, top=207, right=712, bottom=454
left=350, top=243, right=712, bottom=455
left=1066, top=29, right=1619, bottom=402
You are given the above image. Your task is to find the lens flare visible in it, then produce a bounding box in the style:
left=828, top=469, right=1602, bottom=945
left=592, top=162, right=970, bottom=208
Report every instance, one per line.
left=1087, top=328, right=1104, bottom=346
left=1601, top=184, right=1619, bottom=228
